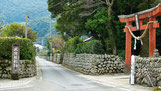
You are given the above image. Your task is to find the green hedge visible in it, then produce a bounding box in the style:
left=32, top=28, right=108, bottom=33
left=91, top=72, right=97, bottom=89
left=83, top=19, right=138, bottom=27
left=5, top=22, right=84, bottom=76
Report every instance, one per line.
left=0, top=37, right=36, bottom=60
left=74, top=40, right=105, bottom=54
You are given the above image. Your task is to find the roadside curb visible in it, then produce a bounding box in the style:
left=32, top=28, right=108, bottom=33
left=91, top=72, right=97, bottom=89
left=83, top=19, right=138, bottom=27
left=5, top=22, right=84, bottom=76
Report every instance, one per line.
left=35, top=59, right=43, bottom=80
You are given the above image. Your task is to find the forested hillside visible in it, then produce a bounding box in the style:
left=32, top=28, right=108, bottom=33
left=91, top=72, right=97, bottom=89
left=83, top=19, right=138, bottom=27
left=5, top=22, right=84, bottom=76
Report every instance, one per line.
left=0, top=0, right=57, bottom=44
left=28, top=17, right=57, bottom=44
left=0, top=0, right=49, bottom=23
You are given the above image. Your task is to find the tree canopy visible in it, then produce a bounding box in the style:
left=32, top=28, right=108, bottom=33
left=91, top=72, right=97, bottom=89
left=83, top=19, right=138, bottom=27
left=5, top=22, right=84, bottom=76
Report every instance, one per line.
left=48, top=0, right=161, bottom=56
left=0, top=23, right=37, bottom=42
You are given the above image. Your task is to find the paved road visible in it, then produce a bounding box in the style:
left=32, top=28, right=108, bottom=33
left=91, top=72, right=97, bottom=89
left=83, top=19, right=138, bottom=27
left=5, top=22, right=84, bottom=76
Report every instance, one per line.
left=4, top=57, right=128, bottom=91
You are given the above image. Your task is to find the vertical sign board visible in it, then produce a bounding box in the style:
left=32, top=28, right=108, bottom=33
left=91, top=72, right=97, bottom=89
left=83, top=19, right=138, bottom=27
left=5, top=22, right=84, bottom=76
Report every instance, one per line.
left=130, top=55, right=135, bottom=85
left=135, top=14, right=140, bottom=30
left=11, top=44, right=20, bottom=80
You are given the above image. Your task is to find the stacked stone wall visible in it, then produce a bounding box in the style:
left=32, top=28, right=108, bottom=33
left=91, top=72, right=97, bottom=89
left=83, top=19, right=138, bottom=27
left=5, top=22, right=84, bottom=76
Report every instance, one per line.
left=40, top=56, right=49, bottom=61
left=0, top=60, right=36, bottom=79
left=53, top=54, right=61, bottom=64
left=135, top=57, right=161, bottom=87
left=62, top=53, right=124, bottom=75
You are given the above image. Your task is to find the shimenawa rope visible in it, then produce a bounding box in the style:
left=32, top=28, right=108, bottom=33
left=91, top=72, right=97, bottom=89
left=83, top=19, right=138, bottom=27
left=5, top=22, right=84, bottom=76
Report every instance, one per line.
left=125, top=21, right=157, bottom=50
left=125, top=21, right=156, bottom=40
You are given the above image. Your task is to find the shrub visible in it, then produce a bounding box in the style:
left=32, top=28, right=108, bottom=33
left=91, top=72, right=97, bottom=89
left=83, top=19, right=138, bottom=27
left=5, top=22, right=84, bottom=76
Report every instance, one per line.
left=39, top=53, right=47, bottom=56
left=0, top=37, right=36, bottom=60
left=54, top=50, right=61, bottom=53
left=74, top=40, right=105, bottom=54
left=64, top=37, right=83, bottom=53
left=153, top=87, right=161, bottom=91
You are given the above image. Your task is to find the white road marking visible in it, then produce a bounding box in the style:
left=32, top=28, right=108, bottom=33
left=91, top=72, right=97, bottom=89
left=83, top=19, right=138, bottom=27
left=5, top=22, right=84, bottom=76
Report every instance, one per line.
left=119, top=87, right=134, bottom=91
left=0, top=85, right=33, bottom=91
left=81, top=78, right=134, bottom=91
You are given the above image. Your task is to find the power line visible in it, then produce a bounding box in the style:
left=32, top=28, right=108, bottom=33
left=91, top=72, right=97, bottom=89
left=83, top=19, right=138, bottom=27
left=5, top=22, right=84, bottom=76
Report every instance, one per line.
left=2, top=0, right=67, bottom=23
left=4, top=0, right=65, bottom=18
left=28, top=15, right=51, bottom=21
left=5, top=0, right=33, bottom=13
left=23, top=0, right=37, bottom=7
left=28, top=16, right=57, bottom=24
left=1, top=0, right=26, bottom=15
left=28, top=0, right=66, bottom=16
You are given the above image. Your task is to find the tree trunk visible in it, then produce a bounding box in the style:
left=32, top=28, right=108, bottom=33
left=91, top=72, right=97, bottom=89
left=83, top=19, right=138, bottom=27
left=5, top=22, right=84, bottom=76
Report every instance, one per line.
left=106, top=5, right=117, bottom=55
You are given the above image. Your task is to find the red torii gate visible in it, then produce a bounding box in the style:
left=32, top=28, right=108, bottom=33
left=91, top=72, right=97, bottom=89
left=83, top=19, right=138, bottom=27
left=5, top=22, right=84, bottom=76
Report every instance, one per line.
left=118, top=4, right=161, bottom=67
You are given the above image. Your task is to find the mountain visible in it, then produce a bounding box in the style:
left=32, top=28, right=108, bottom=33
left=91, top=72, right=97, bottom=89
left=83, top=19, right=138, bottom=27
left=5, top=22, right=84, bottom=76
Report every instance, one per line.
left=0, top=0, right=50, bottom=23
left=28, top=17, right=57, bottom=45
left=0, top=0, right=57, bottom=44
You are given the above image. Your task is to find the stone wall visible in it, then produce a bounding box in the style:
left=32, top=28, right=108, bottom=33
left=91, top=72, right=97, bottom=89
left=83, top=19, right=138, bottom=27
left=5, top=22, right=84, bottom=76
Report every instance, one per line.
left=40, top=56, right=50, bottom=61
left=62, top=53, right=124, bottom=75
left=53, top=54, right=61, bottom=64
left=135, top=57, right=161, bottom=87
left=0, top=60, right=36, bottom=79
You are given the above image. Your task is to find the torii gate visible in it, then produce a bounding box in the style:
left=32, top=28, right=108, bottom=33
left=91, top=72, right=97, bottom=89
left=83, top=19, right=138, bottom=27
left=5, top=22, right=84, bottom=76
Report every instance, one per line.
left=118, top=4, right=161, bottom=68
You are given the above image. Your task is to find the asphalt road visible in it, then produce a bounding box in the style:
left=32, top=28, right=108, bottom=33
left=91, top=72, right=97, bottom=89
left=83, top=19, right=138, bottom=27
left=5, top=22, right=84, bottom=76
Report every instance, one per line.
left=4, top=57, right=128, bottom=91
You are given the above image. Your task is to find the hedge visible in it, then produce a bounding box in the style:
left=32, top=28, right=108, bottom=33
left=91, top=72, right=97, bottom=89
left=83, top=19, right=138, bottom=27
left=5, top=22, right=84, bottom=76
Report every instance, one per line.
left=74, top=40, right=105, bottom=54
left=0, top=37, right=36, bottom=60
left=64, top=37, right=83, bottom=53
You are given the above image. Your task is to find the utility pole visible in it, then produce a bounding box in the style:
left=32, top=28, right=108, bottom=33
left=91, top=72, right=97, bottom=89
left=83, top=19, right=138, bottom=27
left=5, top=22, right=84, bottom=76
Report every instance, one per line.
left=25, top=12, right=28, bottom=38
left=49, top=15, right=53, bottom=61
left=50, top=19, right=52, bottom=38
left=50, top=20, right=52, bottom=61
left=41, top=38, right=44, bottom=46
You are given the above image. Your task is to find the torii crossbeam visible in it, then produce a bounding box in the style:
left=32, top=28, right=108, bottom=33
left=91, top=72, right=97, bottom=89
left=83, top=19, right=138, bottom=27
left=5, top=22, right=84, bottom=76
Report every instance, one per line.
left=118, top=3, right=161, bottom=68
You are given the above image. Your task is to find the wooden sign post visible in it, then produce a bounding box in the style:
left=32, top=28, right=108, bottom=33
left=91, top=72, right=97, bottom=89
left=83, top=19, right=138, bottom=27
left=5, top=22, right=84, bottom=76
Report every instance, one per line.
left=11, top=44, right=20, bottom=80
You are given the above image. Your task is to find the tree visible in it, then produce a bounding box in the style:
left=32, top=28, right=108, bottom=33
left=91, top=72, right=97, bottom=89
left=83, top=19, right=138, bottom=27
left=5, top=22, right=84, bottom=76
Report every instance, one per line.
left=86, top=7, right=111, bottom=53
left=48, top=0, right=161, bottom=57
left=48, top=0, right=117, bottom=54
left=0, top=23, right=37, bottom=42
left=105, top=0, right=117, bottom=55
left=51, top=36, right=65, bottom=50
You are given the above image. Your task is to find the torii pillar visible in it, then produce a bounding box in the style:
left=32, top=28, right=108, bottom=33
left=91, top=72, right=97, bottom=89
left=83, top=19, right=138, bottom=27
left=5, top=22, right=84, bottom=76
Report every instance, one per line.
left=118, top=4, right=161, bottom=70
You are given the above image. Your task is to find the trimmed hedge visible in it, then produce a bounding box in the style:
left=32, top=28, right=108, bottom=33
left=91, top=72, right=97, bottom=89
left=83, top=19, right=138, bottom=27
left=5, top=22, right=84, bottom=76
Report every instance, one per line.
left=0, top=37, right=36, bottom=60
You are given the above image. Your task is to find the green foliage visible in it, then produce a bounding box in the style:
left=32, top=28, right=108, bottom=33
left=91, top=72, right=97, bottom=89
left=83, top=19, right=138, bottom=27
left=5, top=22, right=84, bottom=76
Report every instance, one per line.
left=64, top=37, right=83, bottom=53
left=117, top=50, right=125, bottom=59
left=39, top=53, right=47, bottom=56
left=86, top=7, right=108, bottom=30
left=75, top=40, right=105, bottom=54
left=48, top=0, right=161, bottom=57
left=28, top=17, right=57, bottom=38
left=0, top=23, right=37, bottom=42
left=153, top=87, right=161, bottom=91
left=46, top=39, right=52, bottom=51
left=25, top=60, right=34, bottom=65
left=54, top=50, right=61, bottom=53
left=0, top=37, right=36, bottom=60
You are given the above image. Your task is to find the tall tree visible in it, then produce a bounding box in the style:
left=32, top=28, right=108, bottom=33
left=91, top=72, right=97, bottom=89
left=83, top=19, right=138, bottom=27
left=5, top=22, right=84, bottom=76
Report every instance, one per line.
left=0, top=23, right=37, bottom=42
left=105, top=0, right=117, bottom=55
